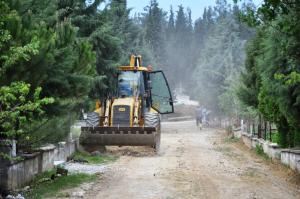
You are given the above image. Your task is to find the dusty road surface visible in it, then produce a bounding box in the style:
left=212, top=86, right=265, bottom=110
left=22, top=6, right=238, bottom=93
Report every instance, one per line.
left=84, top=120, right=300, bottom=199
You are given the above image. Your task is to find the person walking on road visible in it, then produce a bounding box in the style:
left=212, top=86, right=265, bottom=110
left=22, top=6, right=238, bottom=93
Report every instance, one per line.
left=195, top=106, right=203, bottom=129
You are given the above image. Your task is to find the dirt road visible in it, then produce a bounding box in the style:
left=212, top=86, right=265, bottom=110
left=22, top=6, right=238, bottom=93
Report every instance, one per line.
left=85, top=120, right=300, bottom=199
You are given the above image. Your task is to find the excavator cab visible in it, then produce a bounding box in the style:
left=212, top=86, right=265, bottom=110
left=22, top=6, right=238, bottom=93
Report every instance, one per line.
left=118, top=71, right=142, bottom=98
left=80, top=55, right=173, bottom=151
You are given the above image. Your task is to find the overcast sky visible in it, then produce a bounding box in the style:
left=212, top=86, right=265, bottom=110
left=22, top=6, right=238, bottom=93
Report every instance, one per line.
left=127, top=0, right=263, bottom=21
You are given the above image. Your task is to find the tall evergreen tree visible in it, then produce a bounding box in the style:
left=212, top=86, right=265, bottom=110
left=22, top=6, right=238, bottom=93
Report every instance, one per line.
left=167, top=6, right=175, bottom=35
left=172, top=5, right=194, bottom=88
left=0, top=0, right=97, bottom=146
left=58, top=0, right=122, bottom=99
left=143, top=0, right=166, bottom=66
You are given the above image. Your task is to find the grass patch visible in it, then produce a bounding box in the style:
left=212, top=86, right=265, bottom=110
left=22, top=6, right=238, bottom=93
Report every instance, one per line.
left=224, top=136, right=240, bottom=143
left=25, top=170, right=97, bottom=199
left=215, top=146, right=232, bottom=153
left=71, top=151, right=117, bottom=164
left=214, top=146, right=244, bottom=160
left=255, top=144, right=270, bottom=160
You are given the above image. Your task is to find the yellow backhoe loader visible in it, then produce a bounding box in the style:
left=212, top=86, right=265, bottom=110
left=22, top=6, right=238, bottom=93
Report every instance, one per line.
left=80, top=55, right=173, bottom=151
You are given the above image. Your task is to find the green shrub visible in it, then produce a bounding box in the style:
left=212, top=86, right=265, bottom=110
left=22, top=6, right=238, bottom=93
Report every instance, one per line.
left=71, top=151, right=117, bottom=164
left=255, top=144, right=269, bottom=160
left=255, top=144, right=264, bottom=155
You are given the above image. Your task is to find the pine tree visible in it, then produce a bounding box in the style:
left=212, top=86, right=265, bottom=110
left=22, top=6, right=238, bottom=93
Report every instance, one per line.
left=1, top=0, right=97, bottom=146
left=172, top=5, right=192, bottom=87
left=144, top=0, right=166, bottom=66
left=59, top=0, right=122, bottom=99
left=167, top=6, right=175, bottom=36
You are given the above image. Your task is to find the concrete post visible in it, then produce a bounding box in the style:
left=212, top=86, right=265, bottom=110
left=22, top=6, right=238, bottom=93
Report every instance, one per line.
left=241, top=119, right=244, bottom=132
left=11, top=140, right=16, bottom=157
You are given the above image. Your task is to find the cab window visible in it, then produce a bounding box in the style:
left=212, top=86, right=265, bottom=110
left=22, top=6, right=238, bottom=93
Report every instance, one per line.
left=118, top=71, right=142, bottom=97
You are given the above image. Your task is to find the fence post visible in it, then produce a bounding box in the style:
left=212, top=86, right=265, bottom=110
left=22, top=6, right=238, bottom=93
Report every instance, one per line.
left=264, top=121, right=267, bottom=140
left=269, top=122, right=272, bottom=142
left=258, top=114, right=262, bottom=138
left=240, top=119, right=243, bottom=132
left=252, top=122, right=255, bottom=136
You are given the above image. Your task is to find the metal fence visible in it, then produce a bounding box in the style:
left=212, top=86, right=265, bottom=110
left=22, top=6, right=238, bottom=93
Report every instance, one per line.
left=242, top=115, right=277, bottom=142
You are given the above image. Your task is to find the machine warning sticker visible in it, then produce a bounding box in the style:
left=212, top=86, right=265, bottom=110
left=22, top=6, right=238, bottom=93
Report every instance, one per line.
left=119, top=107, right=126, bottom=112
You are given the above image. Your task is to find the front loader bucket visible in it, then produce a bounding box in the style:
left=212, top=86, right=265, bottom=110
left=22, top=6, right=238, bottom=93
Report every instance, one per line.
left=80, top=126, right=160, bottom=149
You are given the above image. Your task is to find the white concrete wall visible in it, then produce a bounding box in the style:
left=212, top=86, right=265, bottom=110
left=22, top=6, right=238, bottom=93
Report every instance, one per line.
left=39, top=145, right=56, bottom=172
left=281, top=150, right=290, bottom=165
left=54, top=142, right=67, bottom=162
left=7, top=153, right=40, bottom=189
left=261, top=140, right=269, bottom=154
left=268, top=143, right=281, bottom=159
left=235, top=131, right=299, bottom=173
left=2, top=139, right=78, bottom=191
left=281, top=150, right=300, bottom=172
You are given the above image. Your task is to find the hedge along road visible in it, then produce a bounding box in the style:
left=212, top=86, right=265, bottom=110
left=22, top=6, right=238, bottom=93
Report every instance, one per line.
left=84, top=120, right=300, bottom=199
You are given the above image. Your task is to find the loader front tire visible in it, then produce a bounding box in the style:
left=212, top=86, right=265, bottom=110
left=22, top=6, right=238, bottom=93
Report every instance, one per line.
left=85, top=112, right=100, bottom=127
left=145, top=112, right=161, bottom=152
left=154, top=122, right=161, bottom=151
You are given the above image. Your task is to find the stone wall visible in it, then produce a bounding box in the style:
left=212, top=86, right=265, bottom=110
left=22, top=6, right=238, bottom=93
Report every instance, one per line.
left=235, top=131, right=300, bottom=173
left=0, top=139, right=78, bottom=191
left=6, top=153, right=40, bottom=190
left=281, top=149, right=300, bottom=172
